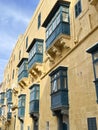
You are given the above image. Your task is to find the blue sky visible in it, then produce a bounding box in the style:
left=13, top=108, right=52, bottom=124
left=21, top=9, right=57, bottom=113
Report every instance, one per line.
left=0, top=0, right=39, bottom=83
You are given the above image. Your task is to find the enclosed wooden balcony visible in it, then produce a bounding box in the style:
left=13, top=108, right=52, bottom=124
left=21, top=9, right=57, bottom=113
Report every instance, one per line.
left=17, top=58, right=29, bottom=88
left=49, top=66, right=69, bottom=113
left=42, top=0, right=70, bottom=57
left=29, top=84, right=39, bottom=118
left=27, top=38, right=44, bottom=78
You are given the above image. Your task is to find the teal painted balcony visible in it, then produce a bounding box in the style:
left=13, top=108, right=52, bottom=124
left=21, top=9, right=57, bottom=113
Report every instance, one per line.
left=7, top=112, right=12, bottom=121
left=51, top=90, right=68, bottom=110
left=6, top=89, right=12, bottom=104
left=29, top=84, right=39, bottom=117
left=29, top=100, right=39, bottom=114
left=42, top=1, right=70, bottom=55
left=46, top=22, right=70, bottom=50
left=49, top=66, right=69, bottom=112
left=18, top=94, right=26, bottom=119
left=17, top=58, right=28, bottom=83
left=27, top=38, right=43, bottom=72
left=0, top=92, right=5, bottom=105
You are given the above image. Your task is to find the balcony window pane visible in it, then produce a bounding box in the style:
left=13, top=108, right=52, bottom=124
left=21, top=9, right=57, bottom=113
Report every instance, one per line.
left=94, top=52, right=98, bottom=60
left=38, top=44, right=43, bottom=53
left=62, top=13, right=69, bottom=22
left=52, top=80, right=58, bottom=93
left=64, top=77, right=67, bottom=88
left=36, top=91, right=39, bottom=100
left=62, top=7, right=69, bottom=13
left=53, top=20, right=57, bottom=31
left=56, top=14, right=61, bottom=25
left=57, top=78, right=60, bottom=90
left=94, top=62, right=98, bottom=79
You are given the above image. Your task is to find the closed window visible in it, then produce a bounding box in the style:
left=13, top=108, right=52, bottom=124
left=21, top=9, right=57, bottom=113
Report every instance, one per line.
left=38, top=13, right=41, bottom=29
left=75, top=0, right=82, bottom=17
left=19, top=50, right=21, bottom=60
left=87, top=117, right=97, bottom=130
left=26, top=37, right=28, bottom=49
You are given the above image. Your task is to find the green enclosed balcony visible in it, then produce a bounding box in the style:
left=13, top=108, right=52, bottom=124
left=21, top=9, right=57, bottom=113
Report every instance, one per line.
left=17, top=58, right=28, bottom=87
left=49, top=66, right=69, bottom=112
left=0, top=92, right=5, bottom=105
left=6, top=89, right=12, bottom=104
left=27, top=39, right=44, bottom=77
left=29, top=84, right=39, bottom=118
left=42, top=1, right=70, bottom=56
left=18, top=94, right=26, bottom=120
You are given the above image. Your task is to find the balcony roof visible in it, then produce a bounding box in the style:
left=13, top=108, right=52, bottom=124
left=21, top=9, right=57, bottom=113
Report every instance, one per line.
left=29, top=84, right=39, bottom=90
left=86, top=42, right=98, bottom=53
left=18, top=94, right=26, bottom=98
left=42, top=0, right=70, bottom=27
left=17, top=58, right=28, bottom=68
left=26, top=38, right=44, bottom=52
left=49, top=66, right=67, bottom=76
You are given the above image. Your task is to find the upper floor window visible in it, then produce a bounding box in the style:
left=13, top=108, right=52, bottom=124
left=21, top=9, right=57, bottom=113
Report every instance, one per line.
left=26, top=37, right=28, bottom=49
left=38, top=13, right=41, bottom=29
left=87, top=117, right=97, bottom=130
left=12, top=69, right=15, bottom=79
left=49, top=66, right=68, bottom=94
left=75, top=0, right=82, bottom=17
left=19, top=50, right=21, bottom=60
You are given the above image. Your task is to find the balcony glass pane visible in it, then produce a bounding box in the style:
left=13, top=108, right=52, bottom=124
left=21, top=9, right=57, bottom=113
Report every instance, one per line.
left=62, top=13, right=69, bottom=22
left=93, top=52, right=98, bottom=60
left=94, top=62, right=98, bottom=79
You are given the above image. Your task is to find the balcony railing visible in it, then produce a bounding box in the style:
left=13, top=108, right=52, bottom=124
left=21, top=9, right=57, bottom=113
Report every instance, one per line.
left=46, top=22, right=70, bottom=50
left=28, top=54, right=43, bottom=70
left=18, top=107, right=25, bottom=118
left=29, top=100, right=39, bottom=115
left=18, top=70, right=28, bottom=82
left=51, top=90, right=68, bottom=110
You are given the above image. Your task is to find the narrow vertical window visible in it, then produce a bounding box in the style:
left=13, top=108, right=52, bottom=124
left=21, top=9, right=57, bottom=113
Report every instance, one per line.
left=12, top=69, right=15, bottom=79
left=87, top=117, right=97, bottom=130
left=75, top=0, right=82, bottom=17
left=19, top=50, right=21, bottom=60
left=46, top=121, right=49, bottom=130
left=26, top=37, right=28, bottom=49
left=38, top=13, right=41, bottom=29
